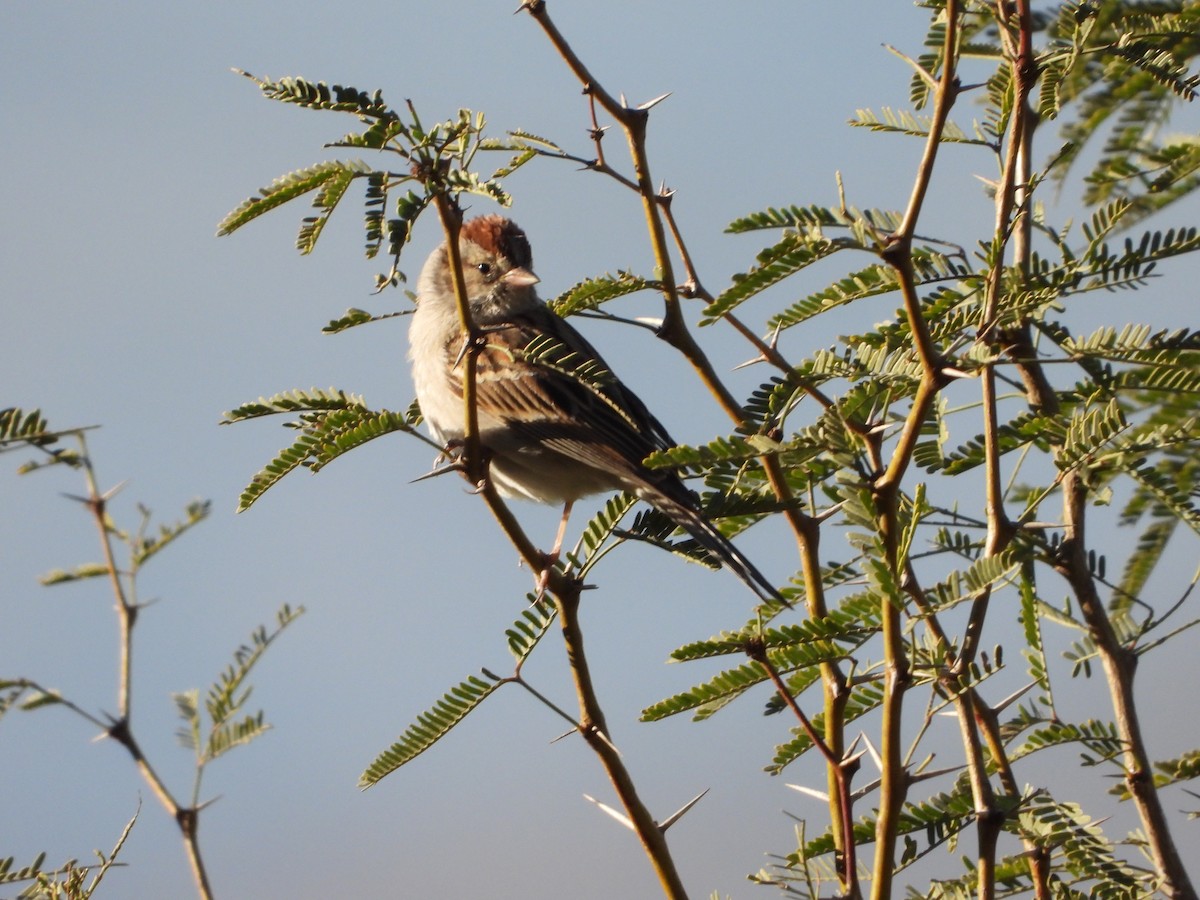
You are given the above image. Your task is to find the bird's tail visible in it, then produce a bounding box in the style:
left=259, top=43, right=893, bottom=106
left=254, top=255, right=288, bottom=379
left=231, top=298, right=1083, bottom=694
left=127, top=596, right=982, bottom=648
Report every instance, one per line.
left=639, top=485, right=785, bottom=605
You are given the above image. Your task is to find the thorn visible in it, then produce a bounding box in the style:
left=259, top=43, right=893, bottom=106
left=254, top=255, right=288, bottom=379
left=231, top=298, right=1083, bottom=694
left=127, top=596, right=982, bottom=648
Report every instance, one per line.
left=195, top=795, right=222, bottom=813
left=941, top=366, right=972, bottom=379
left=619, top=92, right=628, bottom=108
left=842, top=732, right=863, bottom=758
left=815, top=501, right=845, bottom=524
left=101, top=480, right=130, bottom=501
left=408, top=461, right=463, bottom=484
left=993, top=681, right=1037, bottom=713
left=633, top=316, right=664, bottom=330
left=860, top=732, right=883, bottom=772
left=842, top=748, right=869, bottom=775
left=549, top=727, right=577, bottom=744
left=659, top=788, right=709, bottom=833
left=850, top=776, right=883, bottom=802
left=637, top=91, right=672, bottom=111
left=583, top=793, right=635, bottom=831
left=451, top=334, right=471, bottom=370
left=910, top=764, right=963, bottom=785
left=733, top=355, right=766, bottom=371
left=768, top=319, right=784, bottom=350
left=591, top=726, right=622, bottom=758
left=786, top=782, right=831, bottom=803
left=883, top=44, right=938, bottom=89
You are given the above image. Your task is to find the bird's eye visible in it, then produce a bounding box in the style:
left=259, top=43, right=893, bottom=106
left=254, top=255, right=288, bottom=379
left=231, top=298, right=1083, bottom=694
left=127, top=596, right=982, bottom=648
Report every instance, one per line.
left=475, top=262, right=493, bottom=278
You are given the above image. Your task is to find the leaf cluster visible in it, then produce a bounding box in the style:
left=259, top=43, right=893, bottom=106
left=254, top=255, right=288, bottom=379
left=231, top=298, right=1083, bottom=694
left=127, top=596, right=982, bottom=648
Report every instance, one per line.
left=218, top=73, right=518, bottom=297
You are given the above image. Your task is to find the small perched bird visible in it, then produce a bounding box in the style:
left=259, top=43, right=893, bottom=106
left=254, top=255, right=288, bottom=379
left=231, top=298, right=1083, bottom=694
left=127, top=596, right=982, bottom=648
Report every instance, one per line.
left=408, top=214, right=780, bottom=602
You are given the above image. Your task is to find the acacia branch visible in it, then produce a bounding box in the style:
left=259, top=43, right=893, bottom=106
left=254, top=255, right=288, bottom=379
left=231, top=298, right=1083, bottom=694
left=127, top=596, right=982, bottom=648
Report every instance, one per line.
left=74, top=436, right=214, bottom=900
left=557, top=590, right=690, bottom=898
left=1056, top=475, right=1196, bottom=900
left=870, top=5, right=961, bottom=896
left=431, top=187, right=688, bottom=898
left=520, top=5, right=859, bottom=890
left=749, top=642, right=859, bottom=898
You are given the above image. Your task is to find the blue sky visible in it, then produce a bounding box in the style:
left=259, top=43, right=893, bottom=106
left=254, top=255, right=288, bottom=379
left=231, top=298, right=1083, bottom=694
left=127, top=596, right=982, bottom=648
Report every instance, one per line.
left=4, top=3, right=1198, bottom=898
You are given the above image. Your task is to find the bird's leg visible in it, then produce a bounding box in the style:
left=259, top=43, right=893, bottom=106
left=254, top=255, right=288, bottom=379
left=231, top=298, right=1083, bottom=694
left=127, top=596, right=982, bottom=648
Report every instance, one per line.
left=534, top=500, right=573, bottom=601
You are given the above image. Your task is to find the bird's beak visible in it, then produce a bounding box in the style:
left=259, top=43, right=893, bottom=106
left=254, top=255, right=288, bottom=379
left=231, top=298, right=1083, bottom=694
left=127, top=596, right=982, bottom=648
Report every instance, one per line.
left=502, top=266, right=540, bottom=288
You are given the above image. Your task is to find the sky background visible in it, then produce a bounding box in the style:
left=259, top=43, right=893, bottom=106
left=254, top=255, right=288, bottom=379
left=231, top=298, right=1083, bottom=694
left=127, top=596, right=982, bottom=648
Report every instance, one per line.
left=3, top=2, right=1198, bottom=898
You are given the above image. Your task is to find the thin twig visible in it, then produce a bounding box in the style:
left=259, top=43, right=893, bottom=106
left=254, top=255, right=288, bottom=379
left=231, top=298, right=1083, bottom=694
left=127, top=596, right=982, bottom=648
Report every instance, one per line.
left=74, top=435, right=215, bottom=900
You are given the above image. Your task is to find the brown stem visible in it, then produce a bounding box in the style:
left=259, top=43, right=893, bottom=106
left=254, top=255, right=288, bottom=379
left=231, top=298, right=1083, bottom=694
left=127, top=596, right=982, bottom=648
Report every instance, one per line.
left=870, top=6, right=961, bottom=896
left=77, top=437, right=214, bottom=900
left=993, top=4, right=1193, bottom=896
left=1057, top=476, right=1196, bottom=900
left=974, top=698, right=1053, bottom=900
left=750, top=642, right=859, bottom=898
left=525, top=4, right=853, bottom=890
left=950, top=687, right=1000, bottom=900
left=431, top=172, right=685, bottom=896
left=870, top=480, right=911, bottom=900
left=556, top=589, right=690, bottom=899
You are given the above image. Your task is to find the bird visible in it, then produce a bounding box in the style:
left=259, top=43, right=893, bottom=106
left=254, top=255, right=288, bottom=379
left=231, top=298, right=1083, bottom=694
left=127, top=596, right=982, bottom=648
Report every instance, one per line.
left=407, top=214, right=782, bottom=603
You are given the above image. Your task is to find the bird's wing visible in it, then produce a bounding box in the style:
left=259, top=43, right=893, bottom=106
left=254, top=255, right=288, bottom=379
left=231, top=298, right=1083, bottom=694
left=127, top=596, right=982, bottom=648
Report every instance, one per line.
left=442, top=310, right=785, bottom=603
left=442, top=311, right=674, bottom=480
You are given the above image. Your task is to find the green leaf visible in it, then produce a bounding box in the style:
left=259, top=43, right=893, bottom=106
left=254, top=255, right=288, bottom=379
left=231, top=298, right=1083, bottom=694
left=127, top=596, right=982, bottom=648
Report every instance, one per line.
left=0, top=407, right=54, bottom=446
left=505, top=599, right=557, bottom=662
left=206, top=711, right=270, bottom=760
left=702, top=232, right=852, bottom=323
left=1009, top=719, right=1123, bottom=765
left=0, top=851, right=49, bottom=887
left=173, top=689, right=201, bottom=752
left=1111, top=748, right=1200, bottom=797
left=726, top=204, right=902, bottom=235
left=1018, top=793, right=1140, bottom=889
left=923, top=551, right=1021, bottom=612
left=1056, top=398, right=1129, bottom=474
left=19, top=690, right=65, bottom=712
left=641, top=660, right=780, bottom=723
left=296, top=162, right=370, bottom=254
left=236, top=71, right=397, bottom=119
left=548, top=271, right=657, bottom=318
left=39, top=563, right=110, bottom=585
left=217, top=160, right=371, bottom=238
left=360, top=672, right=504, bottom=786
left=204, top=604, right=304, bottom=731
left=221, top=387, right=367, bottom=424
left=574, top=493, right=637, bottom=578
left=1018, top=565, right=1053, bottom=706
left=850, top=107, right=985, bottom=145
left=323, top=308, right=391, bottom=334
left=229, top=401, right=415, bottom=512
left=132, top=499, right=211, bottom=567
